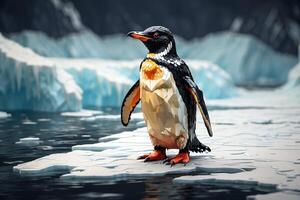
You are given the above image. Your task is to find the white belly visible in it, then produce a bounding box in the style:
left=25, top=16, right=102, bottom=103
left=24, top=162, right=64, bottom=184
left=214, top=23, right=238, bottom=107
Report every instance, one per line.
left=140, top=67, right=188, bottom=149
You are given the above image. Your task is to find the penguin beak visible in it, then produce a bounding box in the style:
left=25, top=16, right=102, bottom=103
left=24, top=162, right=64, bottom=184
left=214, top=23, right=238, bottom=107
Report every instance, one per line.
left=127, top=31, right=151, bottom=42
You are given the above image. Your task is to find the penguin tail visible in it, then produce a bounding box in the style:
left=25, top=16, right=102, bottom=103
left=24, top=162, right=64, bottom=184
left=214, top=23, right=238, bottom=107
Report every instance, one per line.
left=187, top=137, right=211, bottom=153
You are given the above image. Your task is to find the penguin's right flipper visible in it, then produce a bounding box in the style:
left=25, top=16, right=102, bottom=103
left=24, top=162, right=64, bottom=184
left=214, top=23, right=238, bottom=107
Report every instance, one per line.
left=183, top=76, right=213, bottom=137
left=121, top=80, right=140, bottom=126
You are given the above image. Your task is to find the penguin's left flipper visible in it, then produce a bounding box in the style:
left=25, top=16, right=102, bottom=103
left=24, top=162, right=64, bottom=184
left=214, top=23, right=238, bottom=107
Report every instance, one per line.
left=184, top=76, right=213, bottom=137
left=121, top=80, right=140, bottom=126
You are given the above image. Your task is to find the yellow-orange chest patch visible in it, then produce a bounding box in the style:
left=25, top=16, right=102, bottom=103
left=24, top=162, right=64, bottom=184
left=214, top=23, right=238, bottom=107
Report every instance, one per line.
left=141, top=59, right=163, bottom=80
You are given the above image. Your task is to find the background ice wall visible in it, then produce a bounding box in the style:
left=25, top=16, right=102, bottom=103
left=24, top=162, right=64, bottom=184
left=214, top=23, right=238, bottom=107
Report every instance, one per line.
left=52, top=58, right=238, bottom=108
left=0, top=34, right=82, bottom=112
left=0, top=34, right=238, bottom=112
left=10, top=30, right=297, bottom=87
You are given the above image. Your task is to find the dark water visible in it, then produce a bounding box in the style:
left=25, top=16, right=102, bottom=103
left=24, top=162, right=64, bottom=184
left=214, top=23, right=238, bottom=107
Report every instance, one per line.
left=0, top=109, right=270, bottom=200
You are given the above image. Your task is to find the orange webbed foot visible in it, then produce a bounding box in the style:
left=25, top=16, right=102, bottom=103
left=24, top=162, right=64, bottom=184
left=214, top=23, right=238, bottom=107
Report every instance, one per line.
left=163, top=152, right=190, bottom=166
left=137, top=149, right=167, bottom=162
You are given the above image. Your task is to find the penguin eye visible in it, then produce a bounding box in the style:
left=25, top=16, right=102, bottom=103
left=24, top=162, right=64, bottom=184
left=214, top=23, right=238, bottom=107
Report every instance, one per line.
left=153, top=32, right=160, bottom=39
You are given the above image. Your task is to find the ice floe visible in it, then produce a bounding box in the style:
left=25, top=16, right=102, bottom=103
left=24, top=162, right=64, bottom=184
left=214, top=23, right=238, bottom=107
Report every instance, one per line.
left=247, top=191, right=300, bottom=200
left=14, top=92, right=300, bottom=199
left=16, top=137, right=42, bottom=145
left=0, top=111, right=11, bottom=118
left=61, top=109, right=103, bottom=117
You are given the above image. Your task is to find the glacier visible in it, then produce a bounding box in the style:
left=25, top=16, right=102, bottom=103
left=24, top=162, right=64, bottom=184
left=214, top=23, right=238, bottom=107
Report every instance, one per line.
left=0, top=34, right=237, bottom=111
left=10, top=30, right=297, bottom=87
left=0, top=34, right=82, bottom=112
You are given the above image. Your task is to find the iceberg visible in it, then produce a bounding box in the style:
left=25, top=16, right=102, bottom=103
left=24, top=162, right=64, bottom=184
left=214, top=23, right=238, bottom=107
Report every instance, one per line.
left=10, top=30, right=146, bottom=60
left=0, top=34, right=238, bottom=111
left=10, top=30, right=297, bottom=87
left=51, top=58, right=238, bottom=108
left=51, top=58, right=138, bottom=108
left=180, top=32, right=297, bottom=86
left=0, top=34, right=82, bottom=112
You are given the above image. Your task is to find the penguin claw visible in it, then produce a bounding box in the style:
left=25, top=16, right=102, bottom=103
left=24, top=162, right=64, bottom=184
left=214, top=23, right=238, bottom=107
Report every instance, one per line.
left=137, top=154, right=149, bottom=160
left=138, top=150, right=166, bottom=162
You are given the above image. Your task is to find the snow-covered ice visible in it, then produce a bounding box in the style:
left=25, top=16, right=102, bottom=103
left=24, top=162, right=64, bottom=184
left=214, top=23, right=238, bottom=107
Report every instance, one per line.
left=14, top=91, right=300, bottom=199
left=247, top=191, right=300, bottom=200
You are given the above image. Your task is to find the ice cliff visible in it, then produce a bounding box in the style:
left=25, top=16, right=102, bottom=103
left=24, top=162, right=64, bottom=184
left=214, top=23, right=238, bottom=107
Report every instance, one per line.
left=52, top=58, right=238, bottom=108
left=0, top=34, right=237, bottom=111
left=0, top=34, right=82, bottom=112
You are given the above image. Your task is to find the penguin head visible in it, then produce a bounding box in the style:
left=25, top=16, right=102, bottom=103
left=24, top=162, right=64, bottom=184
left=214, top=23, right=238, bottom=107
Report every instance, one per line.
left=128, top=26, right=177, bottom=56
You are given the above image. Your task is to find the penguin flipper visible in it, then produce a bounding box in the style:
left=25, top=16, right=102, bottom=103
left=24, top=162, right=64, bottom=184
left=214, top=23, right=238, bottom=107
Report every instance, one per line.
left=121, top=80, right=140, bottom=126
left=183, top=76, right=213, bottom=137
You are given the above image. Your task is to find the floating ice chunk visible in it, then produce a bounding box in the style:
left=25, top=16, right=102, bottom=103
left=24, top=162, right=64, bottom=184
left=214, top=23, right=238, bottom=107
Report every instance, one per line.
left=247, top=191, right=300, bottom=200
left=173, top=167, right=278, bottom=191
left=16, top=137, right=42, bottom=145
left=0, top=111, right=11, bottom=118
left=61, top=109, right=103, bottom=117
left=81, top=112, right=144, bottom=121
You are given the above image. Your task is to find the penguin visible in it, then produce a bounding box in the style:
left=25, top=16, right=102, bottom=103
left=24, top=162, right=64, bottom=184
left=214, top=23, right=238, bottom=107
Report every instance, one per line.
left=121, top=26, right=213, bottom=165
